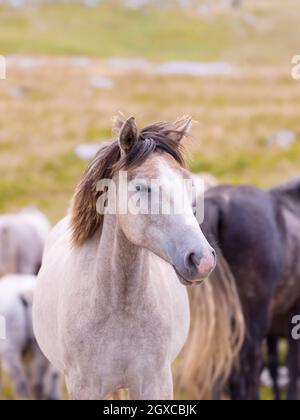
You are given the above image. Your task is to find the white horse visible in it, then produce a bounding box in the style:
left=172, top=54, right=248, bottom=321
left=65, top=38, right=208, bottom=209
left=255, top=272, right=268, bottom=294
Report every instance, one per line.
left=33, top=116, right=216, bottom=400
left=0, top=275, right=60, bottom=400
left=0, top=207, right=51, bottom=277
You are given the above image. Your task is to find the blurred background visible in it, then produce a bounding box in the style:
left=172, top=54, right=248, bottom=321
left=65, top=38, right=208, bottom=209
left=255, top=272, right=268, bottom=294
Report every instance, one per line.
left=0, top=0, right=300, bottom=399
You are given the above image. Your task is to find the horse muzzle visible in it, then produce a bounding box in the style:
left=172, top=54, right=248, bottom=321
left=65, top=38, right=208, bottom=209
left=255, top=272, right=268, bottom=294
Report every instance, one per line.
left=173, top=247, right=216, bottom=286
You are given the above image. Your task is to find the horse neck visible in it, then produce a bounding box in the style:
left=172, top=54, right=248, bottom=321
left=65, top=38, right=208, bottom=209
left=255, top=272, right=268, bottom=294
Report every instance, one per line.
left=94, top=214, right=151, bottom=308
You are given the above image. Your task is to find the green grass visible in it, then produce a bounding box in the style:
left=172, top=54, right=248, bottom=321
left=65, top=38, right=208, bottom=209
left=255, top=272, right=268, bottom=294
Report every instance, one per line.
left=0, top=151, right=86, bottom=223
left=0, top=3, right=231, bottom=60
left=190, top=140, right=300, bottom=187
left=0, top=1, right=299, bottom=64
left=260, top=386, right=274, bottom=401
left=1, top=62, right=300, bottom=222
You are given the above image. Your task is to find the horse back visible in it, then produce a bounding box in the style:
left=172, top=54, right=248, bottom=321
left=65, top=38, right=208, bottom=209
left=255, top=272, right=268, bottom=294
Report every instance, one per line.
left=202, top=185, right=285, bottom=305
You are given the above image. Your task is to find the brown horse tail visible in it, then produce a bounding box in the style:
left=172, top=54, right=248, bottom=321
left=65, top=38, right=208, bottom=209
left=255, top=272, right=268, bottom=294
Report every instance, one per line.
left=175, top=251, right=245, bottom=399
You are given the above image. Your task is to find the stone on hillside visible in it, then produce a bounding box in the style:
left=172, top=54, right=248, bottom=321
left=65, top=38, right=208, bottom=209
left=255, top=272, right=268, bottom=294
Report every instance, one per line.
left=268, top=130, right=297, bottom=149
left=156, top=60, right=235, bottom=77
left=75, top=143, right=103, bottom=161
left=90, top=76, right=115, bottom=90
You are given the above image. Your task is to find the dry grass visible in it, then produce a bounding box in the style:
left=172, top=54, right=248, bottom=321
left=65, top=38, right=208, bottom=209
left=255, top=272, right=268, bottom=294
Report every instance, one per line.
left=0, top=1, right=299, bottom=223
left=0, top=58, right=299, bottom=222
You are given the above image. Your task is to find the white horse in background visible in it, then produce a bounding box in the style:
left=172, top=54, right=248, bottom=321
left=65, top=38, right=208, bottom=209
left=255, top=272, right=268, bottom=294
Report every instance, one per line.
left=0, top=275, right=60, bottom=400
left=0, top=208, right=51, bottom=277
left=33, top=115, right=216, bottom=400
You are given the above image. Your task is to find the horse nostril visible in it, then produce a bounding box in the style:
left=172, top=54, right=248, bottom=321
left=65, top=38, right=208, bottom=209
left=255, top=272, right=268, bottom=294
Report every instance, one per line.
left=186, top=252, right=200, bottom=271
left=185, top=249, right=216, bottom=275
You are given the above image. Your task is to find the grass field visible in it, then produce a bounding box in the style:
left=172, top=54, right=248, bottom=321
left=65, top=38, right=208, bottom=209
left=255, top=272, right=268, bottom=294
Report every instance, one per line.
left=1, top=58, right=300, bottom=223
left=0, top=0, right=299, bottom=399
left=0, top=0, right=298, bottom=64
left=0, top=1, right=299, bottom=222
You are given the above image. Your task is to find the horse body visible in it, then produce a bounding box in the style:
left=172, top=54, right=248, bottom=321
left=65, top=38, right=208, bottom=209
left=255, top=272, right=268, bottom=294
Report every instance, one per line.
left=206, top=185, right=285, bottom=302
left=266, top=182, right=300, bottom=400
left=36, top=214, right=190, bottom=399
left=0, top=208, right=51, bottom=277
left=200, top=185, right=285, bottom=399
left=187, top=180, right=300, bottom=400
left=270, top=194, right=300, bottom=316
left=0, top=275, right=60, bottom=400
left=33, top=116, right=216, bottom=400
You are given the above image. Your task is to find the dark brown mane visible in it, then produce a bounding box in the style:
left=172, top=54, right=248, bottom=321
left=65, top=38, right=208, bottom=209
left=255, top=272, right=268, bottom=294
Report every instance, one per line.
left=70, top=120, right=188, bottom=246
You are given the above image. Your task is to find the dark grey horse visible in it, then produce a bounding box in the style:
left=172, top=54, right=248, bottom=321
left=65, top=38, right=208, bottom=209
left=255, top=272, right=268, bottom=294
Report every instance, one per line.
left=201, top=178, right=300, bottom=400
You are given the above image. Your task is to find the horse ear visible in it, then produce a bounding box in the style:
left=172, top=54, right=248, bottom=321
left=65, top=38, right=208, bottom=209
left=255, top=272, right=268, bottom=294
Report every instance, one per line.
left=118, top=117, right=139, bottom=154
left=169, top=116, right=193, bottom=143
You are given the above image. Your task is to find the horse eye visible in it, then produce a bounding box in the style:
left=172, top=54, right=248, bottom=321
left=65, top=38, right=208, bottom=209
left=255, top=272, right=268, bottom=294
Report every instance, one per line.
left=147, top=187, right=151, bottom=193
left=136, top=185, right=141, bottom=192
